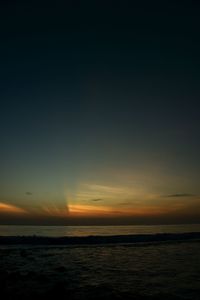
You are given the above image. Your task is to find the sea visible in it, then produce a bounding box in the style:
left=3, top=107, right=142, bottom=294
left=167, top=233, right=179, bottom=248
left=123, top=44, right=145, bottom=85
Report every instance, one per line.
left=0, top=223, right=200, bottom=237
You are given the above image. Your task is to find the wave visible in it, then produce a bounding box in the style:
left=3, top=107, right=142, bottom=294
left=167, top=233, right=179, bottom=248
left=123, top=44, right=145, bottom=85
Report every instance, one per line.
left=0, top=232, right=200, bottom=245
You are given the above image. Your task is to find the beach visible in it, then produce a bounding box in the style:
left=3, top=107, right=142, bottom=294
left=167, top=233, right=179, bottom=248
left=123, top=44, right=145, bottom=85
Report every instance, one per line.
left=1, top=235, right=200, bottom=299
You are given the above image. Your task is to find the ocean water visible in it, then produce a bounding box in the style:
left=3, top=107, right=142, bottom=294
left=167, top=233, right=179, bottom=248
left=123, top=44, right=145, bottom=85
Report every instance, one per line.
left=0, top=224, right=200, bottom=237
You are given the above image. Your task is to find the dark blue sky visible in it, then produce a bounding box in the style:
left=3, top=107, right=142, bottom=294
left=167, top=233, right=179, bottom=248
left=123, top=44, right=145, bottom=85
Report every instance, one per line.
left=0, top=1, right=200, bottom=224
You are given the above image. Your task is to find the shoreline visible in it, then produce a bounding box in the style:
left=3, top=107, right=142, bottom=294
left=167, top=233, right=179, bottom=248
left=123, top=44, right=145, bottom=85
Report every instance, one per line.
left=0, top=232, right=200, bottom=246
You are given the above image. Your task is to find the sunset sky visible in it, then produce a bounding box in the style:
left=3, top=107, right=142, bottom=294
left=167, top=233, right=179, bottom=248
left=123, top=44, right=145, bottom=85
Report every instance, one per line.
left=0, top=1, right=200, bottom=225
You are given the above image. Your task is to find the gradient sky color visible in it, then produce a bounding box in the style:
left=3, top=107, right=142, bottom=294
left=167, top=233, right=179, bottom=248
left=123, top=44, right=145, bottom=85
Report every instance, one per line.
left=0, top=1, right=200, bottom=225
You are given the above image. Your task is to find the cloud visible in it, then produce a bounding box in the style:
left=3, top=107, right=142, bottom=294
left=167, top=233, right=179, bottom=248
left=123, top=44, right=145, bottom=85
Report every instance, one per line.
left=83, top=184, right=125, bottom=195
left=42, top=204, right=69, bottom=217
left=26, top=192, right=32, bottom=196
left=91, top=198, right=103, bottom=202
left=165, top=193, right=196, bottom=198
left=118, top=202, right=131, bottom=206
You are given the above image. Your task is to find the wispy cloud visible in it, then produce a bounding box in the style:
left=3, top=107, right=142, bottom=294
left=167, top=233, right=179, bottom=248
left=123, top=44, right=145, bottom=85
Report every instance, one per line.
left=76, top=183, right=138, bottom=202
left=91, top=198, right=103, bottom=202
left=26, top=192, right=32, bottom=196
left=118, top=202, right=132, bottom=206
left=165, top=193, right=196, bottom=198
left=83, top=184, right=125, bottom=194
left=42, top=204, right=69, bottom=217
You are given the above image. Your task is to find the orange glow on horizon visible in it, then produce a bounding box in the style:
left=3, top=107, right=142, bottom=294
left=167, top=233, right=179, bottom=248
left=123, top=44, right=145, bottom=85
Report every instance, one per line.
left=0, top=202, right=27, bottom=214
left=1, top=198, right=194, bottom=220
left=67, top=203, right=168, bottom=218
left=68, top=204, right=115, bottom=216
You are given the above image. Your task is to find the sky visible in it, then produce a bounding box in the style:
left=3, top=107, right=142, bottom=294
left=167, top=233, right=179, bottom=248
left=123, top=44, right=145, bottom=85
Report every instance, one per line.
left=0, top=0, right=200, bottom=225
